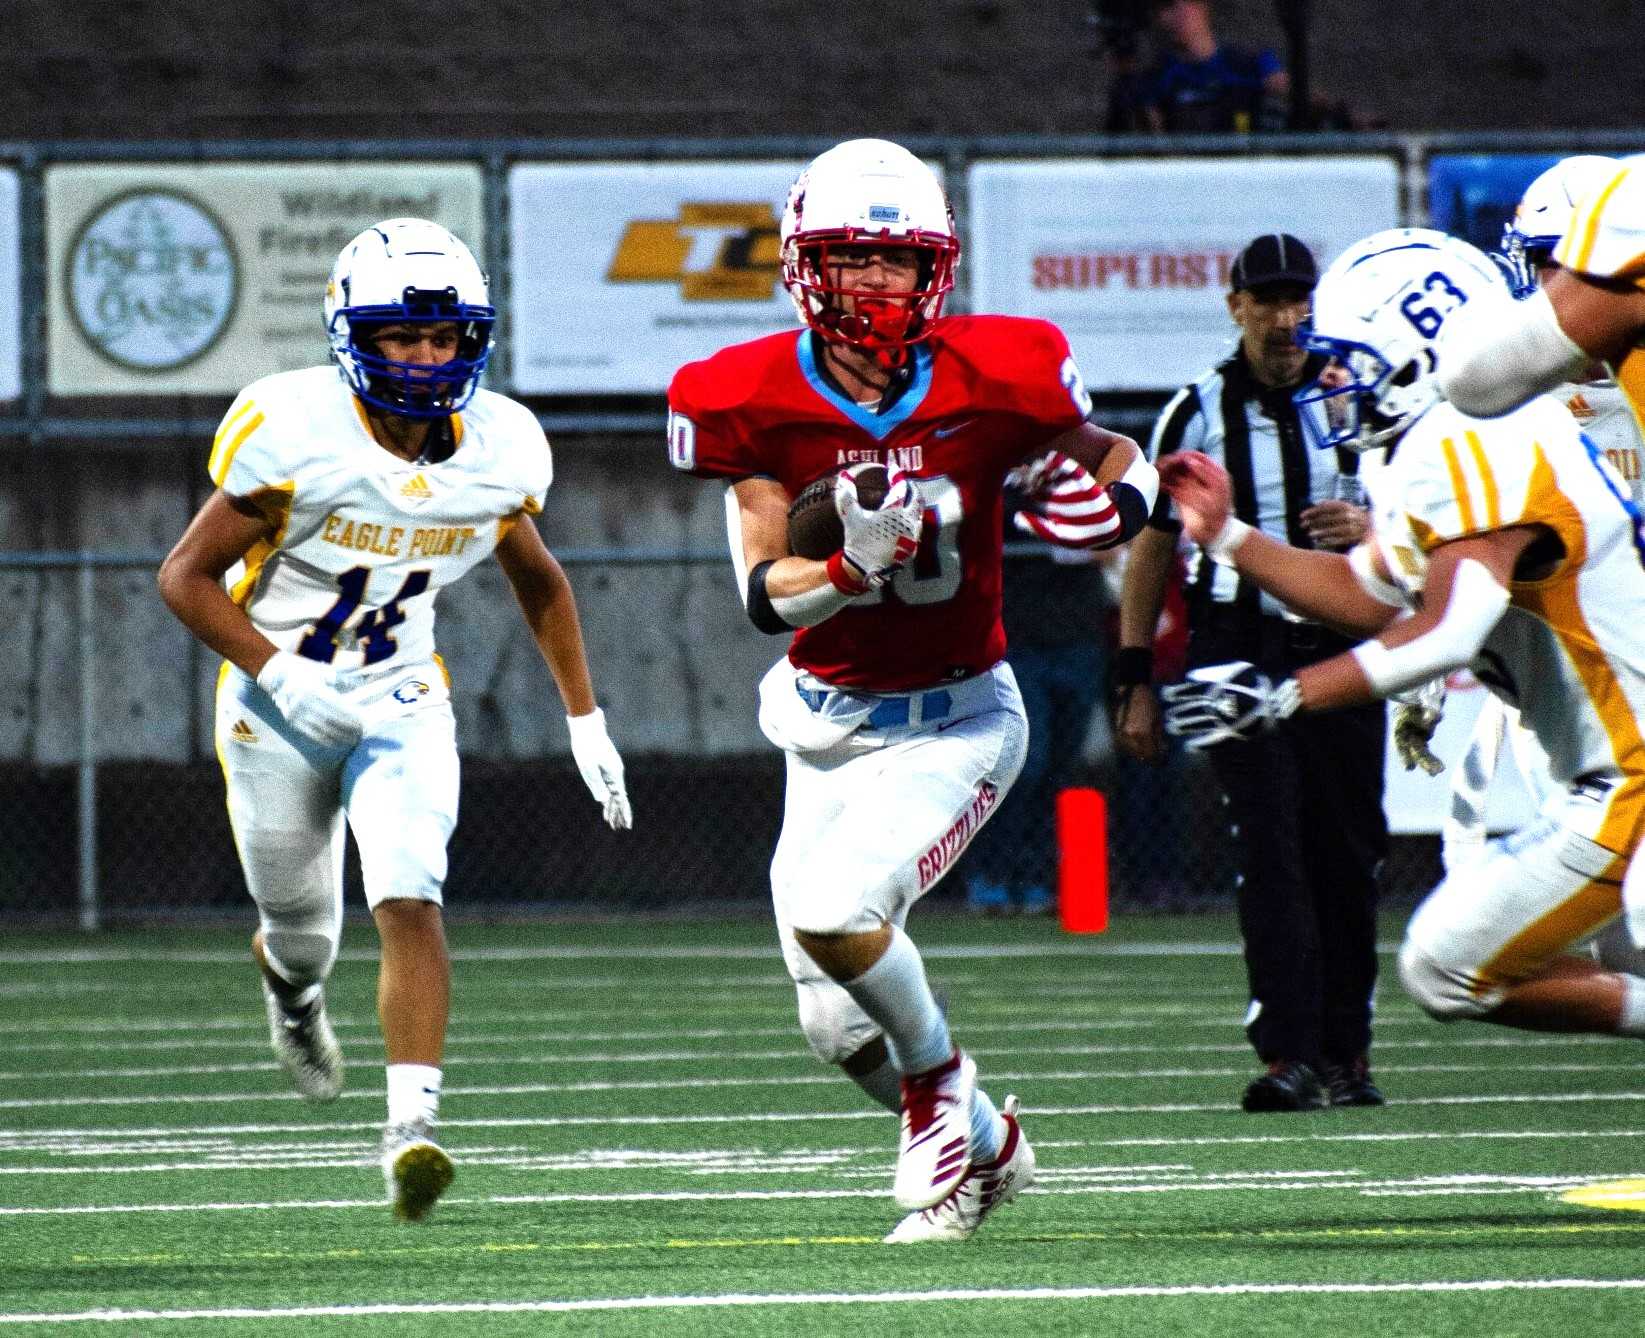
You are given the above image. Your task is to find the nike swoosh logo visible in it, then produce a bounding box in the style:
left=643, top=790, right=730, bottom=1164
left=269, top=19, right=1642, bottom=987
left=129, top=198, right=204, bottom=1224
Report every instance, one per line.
left=933, top=418, right=977, bottom=439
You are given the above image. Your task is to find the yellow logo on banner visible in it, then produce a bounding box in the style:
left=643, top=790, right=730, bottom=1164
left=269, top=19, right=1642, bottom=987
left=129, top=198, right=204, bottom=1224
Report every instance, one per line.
left=607, top=203, right=781, bottom=301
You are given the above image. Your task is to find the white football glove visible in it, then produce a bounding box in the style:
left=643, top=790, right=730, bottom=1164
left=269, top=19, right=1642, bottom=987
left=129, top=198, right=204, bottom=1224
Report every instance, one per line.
left=255, top=651, right=363, bottom=749
left=1390, top=677, right=1447, bottom=776
left=835, top=465, right=924, bottom=590
left=1008, top=450, right=1124, bottom=550
left=566, top=708, right=633, bottom=831
left=1161, top=661, right=1302, bottom=749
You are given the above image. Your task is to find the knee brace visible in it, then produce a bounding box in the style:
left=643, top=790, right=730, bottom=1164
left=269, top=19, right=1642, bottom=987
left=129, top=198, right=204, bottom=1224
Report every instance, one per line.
left=795, top=985, right=881, bottom=1066
left=261, top=923, right=340, bottom=990
left=1397, top=937, right=1494, bottom=1021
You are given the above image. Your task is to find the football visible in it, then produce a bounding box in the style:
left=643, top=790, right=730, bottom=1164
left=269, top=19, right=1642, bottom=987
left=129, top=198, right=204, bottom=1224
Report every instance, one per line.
left=786, top=465, right=889, bottom=559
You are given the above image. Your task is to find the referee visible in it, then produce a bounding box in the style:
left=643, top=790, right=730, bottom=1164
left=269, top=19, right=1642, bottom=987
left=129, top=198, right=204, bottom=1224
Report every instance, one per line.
left=1112, top=233, right=1388, bottom=1113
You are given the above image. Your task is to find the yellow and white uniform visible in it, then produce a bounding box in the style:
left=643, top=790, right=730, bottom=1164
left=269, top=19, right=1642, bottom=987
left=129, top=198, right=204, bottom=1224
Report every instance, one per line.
left=1375, top=396, right=1645, bottom=1016
left=1442, top=378, right=1643, bottom=863
left=1557, top=159, right=1645, bottom=439
left=211, top=366, right=551, bottom=930
left=1556, top=378, right=1645, bottom=506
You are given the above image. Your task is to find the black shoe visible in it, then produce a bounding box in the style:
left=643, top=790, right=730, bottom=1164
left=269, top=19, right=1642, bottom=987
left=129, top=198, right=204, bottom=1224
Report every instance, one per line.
left=1241, top=1060, right=1325, bottom=1113
left=1323, top=1056, right=1386, bottom=1107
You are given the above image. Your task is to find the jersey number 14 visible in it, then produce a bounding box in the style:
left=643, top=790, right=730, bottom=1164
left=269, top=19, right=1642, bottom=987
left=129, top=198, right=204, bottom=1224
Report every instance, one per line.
left=297, top=565, right=430, bottom=665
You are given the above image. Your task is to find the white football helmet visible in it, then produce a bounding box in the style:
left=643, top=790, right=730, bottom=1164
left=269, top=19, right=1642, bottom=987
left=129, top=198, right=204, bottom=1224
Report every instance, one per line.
left=1501, top=154, right=1620, bottom=298
left=1294, top=228, right=1511, bottom=451
left=779, top=139, right=959, bottom=356
left=324, top=218, right=494, bottom=419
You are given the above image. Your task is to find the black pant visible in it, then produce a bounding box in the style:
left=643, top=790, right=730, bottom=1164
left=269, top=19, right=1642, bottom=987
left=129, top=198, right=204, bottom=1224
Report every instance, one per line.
left=1191, top=613, right=1388, bottom=1068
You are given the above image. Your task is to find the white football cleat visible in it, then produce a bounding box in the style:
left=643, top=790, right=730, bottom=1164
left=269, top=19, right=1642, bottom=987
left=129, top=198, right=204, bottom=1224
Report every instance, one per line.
left=261, top=979, right=343, bottom=1102
left=381, top=1120, right=455, bottom=1223
left=893, top=1050, right=976, bottom=1210
left=884, top=1094, right=1036, bottom=1244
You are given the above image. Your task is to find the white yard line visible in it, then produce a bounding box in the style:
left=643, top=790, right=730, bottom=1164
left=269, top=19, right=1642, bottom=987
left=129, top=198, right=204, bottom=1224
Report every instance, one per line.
left=0, top=1172, right=1601, bottom=1217
left=0, top=1027, right=1618, bottom=1058
left=0, top=1056, right=1633, bottom=1087
left=0, top=940, right=1280, bottom=967
left=5, top=1276, right=1645, bottom=1324
left=5, top=1083, right=1645, bottom=1115
left=6, top=1089, right=1645, bottom=1140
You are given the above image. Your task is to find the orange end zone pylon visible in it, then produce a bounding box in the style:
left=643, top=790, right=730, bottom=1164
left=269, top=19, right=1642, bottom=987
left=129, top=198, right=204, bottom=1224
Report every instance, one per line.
left=1057, top=787, right=1108, bottom=934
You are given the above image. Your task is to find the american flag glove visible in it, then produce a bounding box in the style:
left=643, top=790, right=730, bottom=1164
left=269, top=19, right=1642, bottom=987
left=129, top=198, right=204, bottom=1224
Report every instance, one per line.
left=1009, top=451, right=1124, bottom=550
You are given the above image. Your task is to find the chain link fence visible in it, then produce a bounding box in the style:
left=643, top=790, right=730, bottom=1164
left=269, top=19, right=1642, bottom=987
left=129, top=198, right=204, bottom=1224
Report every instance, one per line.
left=0, top=547, right=1444, bottom=929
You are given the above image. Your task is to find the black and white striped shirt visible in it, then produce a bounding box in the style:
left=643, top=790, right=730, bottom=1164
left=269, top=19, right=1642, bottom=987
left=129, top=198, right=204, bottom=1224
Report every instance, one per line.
left=1149, top=347, right=1359, bottom=621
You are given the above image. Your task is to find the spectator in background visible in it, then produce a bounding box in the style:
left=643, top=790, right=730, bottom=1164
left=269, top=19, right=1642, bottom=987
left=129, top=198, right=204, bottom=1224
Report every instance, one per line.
left=1103, top=0, right=1373, bottom=134
left=1114, top=233, right=1388, bottom=1114
left=1108, top=0, right=1288, bottom=134
left=965, top=503, right=1110, bottom=917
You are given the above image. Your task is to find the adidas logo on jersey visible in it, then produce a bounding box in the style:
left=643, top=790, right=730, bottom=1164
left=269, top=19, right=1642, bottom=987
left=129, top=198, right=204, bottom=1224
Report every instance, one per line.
left=1566, top=392, right=1597, bottom=420
left=400, top=473, right=434, bottom=501
left=229, top=719, right=258, bottom=744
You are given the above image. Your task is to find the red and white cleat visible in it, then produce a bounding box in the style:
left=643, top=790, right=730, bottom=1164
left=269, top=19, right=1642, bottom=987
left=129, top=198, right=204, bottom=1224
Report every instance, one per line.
left=884, top=1094, right=1036, bottom=1243
left=893, top=1050, right=977, bottom=1210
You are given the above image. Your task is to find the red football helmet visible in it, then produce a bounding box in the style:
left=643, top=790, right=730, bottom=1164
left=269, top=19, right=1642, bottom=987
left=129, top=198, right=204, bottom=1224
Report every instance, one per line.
left=779, top=139, right=959, bottom=357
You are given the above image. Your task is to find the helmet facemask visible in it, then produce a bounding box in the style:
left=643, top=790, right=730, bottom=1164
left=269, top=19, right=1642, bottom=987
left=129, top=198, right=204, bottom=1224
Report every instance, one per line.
left=338, top=291, right=494, bottom=420
left=783, top=231, right=958, bottom=362
left=1293, top=328, right=1440, bottom=453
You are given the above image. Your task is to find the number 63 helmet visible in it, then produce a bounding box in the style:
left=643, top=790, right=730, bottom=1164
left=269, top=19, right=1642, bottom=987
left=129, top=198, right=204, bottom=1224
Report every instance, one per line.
left=1293, top=227, right=1510, bottom=452
left=324, top=218, right=495, bottom=419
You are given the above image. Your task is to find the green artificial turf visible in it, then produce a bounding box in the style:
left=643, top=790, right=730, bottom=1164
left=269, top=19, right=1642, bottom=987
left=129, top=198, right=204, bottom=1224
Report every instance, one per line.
left=3, top=911, right=1643, bottom=1334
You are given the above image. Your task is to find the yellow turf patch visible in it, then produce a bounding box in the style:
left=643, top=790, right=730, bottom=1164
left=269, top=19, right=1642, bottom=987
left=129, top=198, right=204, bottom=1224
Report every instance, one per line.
left=1560, top=1179, right=1645, bottom=1211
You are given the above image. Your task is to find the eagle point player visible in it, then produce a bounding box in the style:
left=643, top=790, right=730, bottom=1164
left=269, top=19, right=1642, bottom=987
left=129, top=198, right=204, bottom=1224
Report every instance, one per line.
left=1160, top=228, right=1645, bottom=1053
left=158, top=218, right=631, bottom=1222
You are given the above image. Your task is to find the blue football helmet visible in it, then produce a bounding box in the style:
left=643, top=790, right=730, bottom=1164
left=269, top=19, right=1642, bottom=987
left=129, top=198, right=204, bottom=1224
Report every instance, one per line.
left=324, top=218, right=494, bottom=419
left=1293, top=228, right=1510, bottom=452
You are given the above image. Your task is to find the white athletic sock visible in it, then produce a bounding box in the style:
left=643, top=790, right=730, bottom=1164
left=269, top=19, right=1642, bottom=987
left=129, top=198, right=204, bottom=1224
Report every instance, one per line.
left=970, top=1087, right=1006, bottom=1162
left=386, top=1064, right=442, bottom=1127
left=843, top=927, right=953, bottom=1076
left=1616, top=975, right=1645, bottom=1038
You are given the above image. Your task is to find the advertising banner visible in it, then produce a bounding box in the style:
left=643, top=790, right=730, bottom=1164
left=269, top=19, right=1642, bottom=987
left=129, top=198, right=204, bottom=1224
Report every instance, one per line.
left=510, top=161, right=817, bottom=394
left=0, top=169, right=18, bottom=401
left=47, top=164, right=484, bottom=396
left=1426, top=153, right=1572, bottom=253
left=967, top=157, right=1401, bottom=391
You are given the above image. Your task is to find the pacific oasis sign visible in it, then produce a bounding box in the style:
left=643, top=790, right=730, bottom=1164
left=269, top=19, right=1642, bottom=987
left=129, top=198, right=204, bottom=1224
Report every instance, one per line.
left=64, top=188, right=240, bottom=372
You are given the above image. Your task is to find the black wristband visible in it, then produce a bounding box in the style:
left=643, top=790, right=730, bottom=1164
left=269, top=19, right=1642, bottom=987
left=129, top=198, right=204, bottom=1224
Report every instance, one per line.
left=1110, top=646, right=1155, bottom=688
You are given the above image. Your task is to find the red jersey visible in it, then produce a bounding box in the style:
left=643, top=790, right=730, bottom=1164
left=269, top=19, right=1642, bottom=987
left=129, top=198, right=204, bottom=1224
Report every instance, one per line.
left=667, top=315, right=1091, bottom=691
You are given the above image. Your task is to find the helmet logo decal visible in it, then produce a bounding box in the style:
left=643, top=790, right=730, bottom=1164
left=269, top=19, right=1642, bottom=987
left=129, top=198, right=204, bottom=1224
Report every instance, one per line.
left=867, top=204, right=903, bottom=224
left=66, top=189, right=239, bottom=372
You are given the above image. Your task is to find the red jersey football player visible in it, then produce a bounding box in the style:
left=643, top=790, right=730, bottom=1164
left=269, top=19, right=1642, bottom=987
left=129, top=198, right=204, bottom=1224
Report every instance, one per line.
left=667, top=138, right=1158, bottom=1244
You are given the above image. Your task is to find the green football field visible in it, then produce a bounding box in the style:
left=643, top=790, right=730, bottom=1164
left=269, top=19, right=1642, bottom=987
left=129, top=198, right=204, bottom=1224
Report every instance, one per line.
left=5, top=910, right=1645, bottom=1335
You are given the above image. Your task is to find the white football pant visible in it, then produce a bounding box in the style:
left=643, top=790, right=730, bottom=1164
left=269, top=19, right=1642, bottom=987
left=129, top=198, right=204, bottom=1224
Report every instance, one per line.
left=215, top=661, right=460, bottom=985
left=765, top=660, right=1029, bottom=1063
left=1400, top=788, right=1631, bottom=1020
